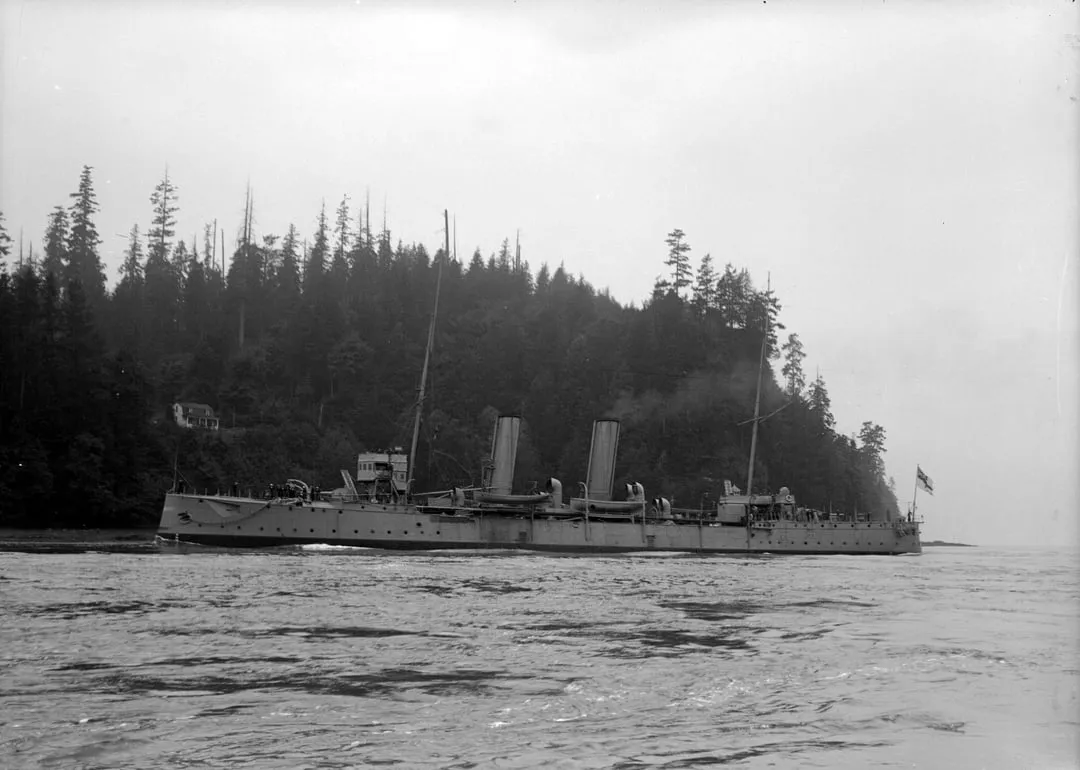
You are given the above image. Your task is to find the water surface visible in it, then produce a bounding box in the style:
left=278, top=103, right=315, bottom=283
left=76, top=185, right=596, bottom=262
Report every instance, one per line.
left=1, top=539, right=1076, bottom=768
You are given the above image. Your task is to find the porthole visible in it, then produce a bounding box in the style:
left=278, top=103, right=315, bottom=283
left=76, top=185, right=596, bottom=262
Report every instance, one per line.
left=309, top=529, right=314, bottom=533
left=387, top=530, right=391, bottom=535
left=354, top=529, right=358, bottom=534
left=331, top=529, right=336, bottom=534
left=259, top=527, right=263, bottom=531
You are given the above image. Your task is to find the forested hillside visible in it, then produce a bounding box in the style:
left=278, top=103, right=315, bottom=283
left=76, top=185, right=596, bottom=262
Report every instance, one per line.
left=0, top=168, right=899, bottom=527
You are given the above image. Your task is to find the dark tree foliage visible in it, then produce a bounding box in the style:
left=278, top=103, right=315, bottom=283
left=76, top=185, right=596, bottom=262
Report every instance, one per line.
left=67, top=166, right=107, bottom=306
left=663, top=228, right=692, bottom=297
left=148, top=169, right=179, bottom=264
left=0, top=211, right=13, bottom=266
left=0, top=182, right=899, bottom=527
left=42, top=206, right=69, bottom=281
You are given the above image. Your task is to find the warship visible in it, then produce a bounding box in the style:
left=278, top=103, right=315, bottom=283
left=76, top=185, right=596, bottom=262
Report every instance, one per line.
left=157, top=414, right=922, bottom=554
left=157, top=211, right=922, bottom=554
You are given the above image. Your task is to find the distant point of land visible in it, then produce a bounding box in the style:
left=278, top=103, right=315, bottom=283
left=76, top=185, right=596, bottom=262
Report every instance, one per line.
left=923, top=540, right=975, bottom=547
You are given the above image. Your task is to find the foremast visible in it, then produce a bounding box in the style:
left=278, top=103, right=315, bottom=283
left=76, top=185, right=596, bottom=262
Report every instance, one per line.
left=744, top=276, right=773, bottom=498
left=406, top=209, right=448, bottom=495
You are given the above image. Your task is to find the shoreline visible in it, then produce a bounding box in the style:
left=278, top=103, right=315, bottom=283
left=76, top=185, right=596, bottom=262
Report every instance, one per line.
left=0, top=528, right=157, bottom=543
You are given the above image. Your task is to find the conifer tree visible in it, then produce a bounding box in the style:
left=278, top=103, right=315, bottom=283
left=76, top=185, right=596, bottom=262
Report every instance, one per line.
left=808, top=372, right=834, bottom=430
left=304, top=202, right=329, bottom=288
left=114, top=225, right=145, bottom=352
left=664, top=229, right=692, bottom=297
left=278, top=224, right=301, bottom=308
left=119, top=225, right=144, bottom=286
left=333, top=195, right=350, bottom=273
left=0, top=211, right=12, bottom=267
left=692, top=252, right=716, bottom=313
left=66, top=166, right=105, bottom=304
left=147, top=169, right=179, bottom=263
left=781, top=333, right=806, bottom=397
left=42, top=206, right=69, bottom=280
left=858, top=421, right=887, bottom=477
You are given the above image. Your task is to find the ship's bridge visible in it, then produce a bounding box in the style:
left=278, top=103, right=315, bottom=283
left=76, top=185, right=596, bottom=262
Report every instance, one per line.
left=357, top=449, right=408, bottom=493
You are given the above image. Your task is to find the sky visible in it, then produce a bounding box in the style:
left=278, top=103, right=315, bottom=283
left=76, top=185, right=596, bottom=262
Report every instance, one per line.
left=2, top=0, right=1077, bottom=547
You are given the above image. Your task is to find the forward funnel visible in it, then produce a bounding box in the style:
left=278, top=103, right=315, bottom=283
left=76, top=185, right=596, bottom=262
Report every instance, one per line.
left=585, top=419, right=620, bottom=501
left=486, top=415, right=521, bottom=495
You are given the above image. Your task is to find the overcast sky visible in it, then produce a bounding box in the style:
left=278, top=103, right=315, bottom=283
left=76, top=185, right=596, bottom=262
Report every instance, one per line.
left=2, top=1, right=1077, bottom=546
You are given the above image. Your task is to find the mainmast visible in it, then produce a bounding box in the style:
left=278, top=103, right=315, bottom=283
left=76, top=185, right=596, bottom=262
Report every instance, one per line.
left=745, top=276, right=771, bottom=497
left=407, top=209, right=448, bottom=493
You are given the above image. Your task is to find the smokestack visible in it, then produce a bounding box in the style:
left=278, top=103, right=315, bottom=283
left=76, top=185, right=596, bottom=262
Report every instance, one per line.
left=585, top=420, right=620, bottom=501
left=486, top=415, right=521, bottom=495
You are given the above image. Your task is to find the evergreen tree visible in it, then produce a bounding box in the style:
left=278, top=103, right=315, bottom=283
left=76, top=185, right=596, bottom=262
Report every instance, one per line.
left=304, top=202, right=329, bottom=288
left=781, top=333, right=806, bottom=397
left=42, top=206, right=69, bottom=280
left=114, top=225, right=146, bottom=353
left=66, top=166, right=106, bottom=304
left=858, top=421, right=887, bottom=477
left=119, top=225, right=145, bottom=286
left=664, top=229, right=692, bottom=297
left=808, top=372, right=835, bottom=431
left=333, top=195, right=350, bottom=274
left=278, top=224, right=301, bottom=308
left=147, top=169, right=179, bottom=263
left=0, top=211, right=12, bottom=268
left=691, top=252, right=716, bottom=314
left=716, top=263, right=749, bottom=330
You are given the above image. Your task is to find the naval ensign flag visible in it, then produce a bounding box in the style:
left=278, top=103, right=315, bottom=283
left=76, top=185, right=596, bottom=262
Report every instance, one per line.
left=916, top=466, right=934, bottom=495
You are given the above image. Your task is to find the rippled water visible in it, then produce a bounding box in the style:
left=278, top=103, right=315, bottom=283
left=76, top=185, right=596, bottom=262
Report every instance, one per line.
left=1, top=539, right=1077, bottom=769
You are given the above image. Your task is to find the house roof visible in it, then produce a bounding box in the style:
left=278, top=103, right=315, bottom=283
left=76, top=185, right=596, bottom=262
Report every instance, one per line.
left=177, top=402, right=216, bottom=417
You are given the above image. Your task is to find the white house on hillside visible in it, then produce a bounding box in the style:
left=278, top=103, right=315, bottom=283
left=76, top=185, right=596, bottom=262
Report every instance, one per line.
left=173, top=402, right=220, bottom=430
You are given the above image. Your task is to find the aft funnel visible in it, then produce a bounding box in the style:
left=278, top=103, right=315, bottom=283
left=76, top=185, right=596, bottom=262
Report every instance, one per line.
left=585, top=419, right=620, bottom=501
left=486, top=415, right=521, bottom=495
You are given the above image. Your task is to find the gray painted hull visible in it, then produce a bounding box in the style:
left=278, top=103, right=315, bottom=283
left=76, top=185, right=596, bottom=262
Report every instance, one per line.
left=158, top=494, right=922, bottom=555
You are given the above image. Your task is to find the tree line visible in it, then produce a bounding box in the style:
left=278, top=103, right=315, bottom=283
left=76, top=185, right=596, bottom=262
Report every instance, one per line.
left=0, top=166, right=899, bottom=528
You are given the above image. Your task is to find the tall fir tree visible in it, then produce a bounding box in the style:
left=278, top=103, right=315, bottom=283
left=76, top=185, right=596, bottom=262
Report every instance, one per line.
left=66, top=166, right=106, bottom=305
left=664, top=228, right=692, bottom=297
left=0, top=211, right=12, bottom=268
left=42, top=206, right=69, bottom=281
left=781, top=333, right=807, bottom=397
left=304, top=202, right=329, bottom=289
left=691, top=252, right=716, bottom=314
left=147, top=168, right=179, bottom=263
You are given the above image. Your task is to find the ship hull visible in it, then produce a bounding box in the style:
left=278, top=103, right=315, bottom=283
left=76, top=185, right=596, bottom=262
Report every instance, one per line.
left=158, top=494, right=922, bottom=555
